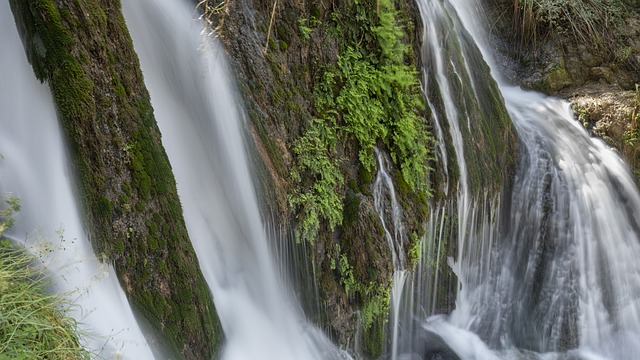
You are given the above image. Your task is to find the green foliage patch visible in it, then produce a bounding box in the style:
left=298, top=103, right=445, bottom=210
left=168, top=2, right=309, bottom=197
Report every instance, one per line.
left=0, top=198, right=87, bottom=359
left=290, top=0, right=432, bottom=243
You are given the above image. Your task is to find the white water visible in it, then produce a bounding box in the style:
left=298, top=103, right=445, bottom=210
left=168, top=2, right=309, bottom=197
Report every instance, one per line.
left=0, top=2, right=153, bottom=358
left=411, top=0, right=640, bottom=359
left=373, top=148, right=410, bottom=360
left=122, top=0, right=349, bottom=359
left=374, top=148, right=408, bottom=271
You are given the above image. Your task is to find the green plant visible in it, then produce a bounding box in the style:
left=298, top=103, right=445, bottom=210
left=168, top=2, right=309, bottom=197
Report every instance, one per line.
left=290, top=0, right=432, bottom=243
left=0, top=196, right=20, bottom=234
left=504, top=0, right=627, bottom=52
left=333, top=245, right=390, bottom=331
left=0, top=199, right=87, bottom=359
left=298, top=18, right=313, bottom=40
left=289, top=117, right=344, bottom=244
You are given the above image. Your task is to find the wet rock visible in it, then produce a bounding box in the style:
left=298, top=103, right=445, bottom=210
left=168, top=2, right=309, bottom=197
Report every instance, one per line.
left=528, top=64, right=573, bottom=94
left=399, top=328, right=461, bottom=360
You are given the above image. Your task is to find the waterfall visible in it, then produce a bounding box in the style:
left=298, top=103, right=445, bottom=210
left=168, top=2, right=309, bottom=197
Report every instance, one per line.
left=411, top=0, right=640, bottom=359
left=122, top=0, right=350, bottom=359
left=0, top=2, right=153, bottom=358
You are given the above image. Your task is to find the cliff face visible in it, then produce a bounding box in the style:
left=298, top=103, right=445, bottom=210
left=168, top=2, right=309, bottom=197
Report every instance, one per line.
left=216, top=0, right=429, bottom=355
left=9, top=1, right=221, bottom=358
left=214, top=0, right=518, bottom=356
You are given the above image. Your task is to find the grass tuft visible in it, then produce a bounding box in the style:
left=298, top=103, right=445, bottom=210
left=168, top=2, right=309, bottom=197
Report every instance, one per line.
left=0, top=203, right=87, bottom=360
left=496, top=0, right=628, bottom=53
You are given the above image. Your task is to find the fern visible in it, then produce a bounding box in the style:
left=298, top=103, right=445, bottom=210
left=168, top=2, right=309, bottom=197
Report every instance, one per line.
left=290, top=0, right=433, bottom=243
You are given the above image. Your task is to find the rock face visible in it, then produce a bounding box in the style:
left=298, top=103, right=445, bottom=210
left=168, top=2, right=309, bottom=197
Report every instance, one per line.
left=9, top=0, right=222, bottom=358
left=213, top=0, right=519, bottom=357
left=215, top=0, right=429, bottom=355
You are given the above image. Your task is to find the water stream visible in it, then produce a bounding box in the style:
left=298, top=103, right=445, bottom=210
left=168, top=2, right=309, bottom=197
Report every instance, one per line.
left=409, top=0, right=640, bottom=359
left=122, top=0, right=349, bottom=359
left=0, top=2, right=153, bottom=358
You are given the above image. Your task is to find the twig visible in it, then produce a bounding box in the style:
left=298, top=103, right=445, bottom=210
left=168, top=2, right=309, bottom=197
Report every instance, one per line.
left=264, top=0, right=279, bottom=54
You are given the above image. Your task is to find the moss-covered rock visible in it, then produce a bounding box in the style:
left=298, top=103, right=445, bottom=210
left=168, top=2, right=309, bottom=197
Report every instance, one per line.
left=9, top=1, right=222, bottom=358
left=565, top=84, right=640, bottom=184
left=210, top=0, right=520, bottom=355
left=530, top=64, right=573, bottom=94
left=211, top=0, right=432, bottom=356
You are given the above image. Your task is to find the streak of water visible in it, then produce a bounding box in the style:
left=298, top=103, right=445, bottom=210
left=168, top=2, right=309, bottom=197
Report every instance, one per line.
left=122, top=1, right=350, bottom=359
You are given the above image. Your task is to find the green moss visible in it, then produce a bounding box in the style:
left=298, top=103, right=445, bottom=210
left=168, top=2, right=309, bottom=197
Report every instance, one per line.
left=96, top=195, right=113, bottom=217
left=540, top=65, right=573, bottom=94
left=278, top=39, right=288, bottom=51
left=343, top=189, right=361, bottom=226
left=115, top=239, right=125, bottom=255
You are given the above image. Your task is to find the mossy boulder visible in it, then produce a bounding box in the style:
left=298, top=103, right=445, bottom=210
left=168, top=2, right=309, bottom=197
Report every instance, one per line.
left=530, top=65, right=573, bottom=94
left=9, top=0, right=222, bottom=358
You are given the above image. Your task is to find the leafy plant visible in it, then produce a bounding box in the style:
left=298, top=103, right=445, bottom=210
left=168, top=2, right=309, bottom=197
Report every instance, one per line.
left=289, top=117, right=344, bottom=244
left=290, top=0, right=433, bottom=243
left=0, top=196, right=20, bottom=235
left=298, top=18, right=314, bottom=41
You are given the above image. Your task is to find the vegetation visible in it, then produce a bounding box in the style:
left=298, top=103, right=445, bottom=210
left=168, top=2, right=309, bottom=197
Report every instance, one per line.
left=330, top=243, right=390, bottom=350
left=197, top=0, right=233, bottom=37
left=491, top=0, right=640, bottom=70
left=0, top=197, right=87, bottom=359
left=498, top=0, right=631, bottom=54
left=290, top=0, right=432, bottom=243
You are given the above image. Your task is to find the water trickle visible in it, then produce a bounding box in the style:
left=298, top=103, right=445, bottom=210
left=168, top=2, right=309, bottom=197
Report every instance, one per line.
left=373, top=148, right=414, bottom=360
left=0, top=2, right=153, bottom=358
left=416, top=1, right=470, bottom=198
left=374, top=148, right=407, bottom=271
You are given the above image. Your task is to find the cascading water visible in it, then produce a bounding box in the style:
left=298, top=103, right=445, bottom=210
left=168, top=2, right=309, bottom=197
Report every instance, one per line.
left=409, top=0, right=640, bottom=359
left=373, top=148, right=409, bottom=360
left=122, top=0, right=350, bottom=359
left=0, top=2, right=153, bottom=358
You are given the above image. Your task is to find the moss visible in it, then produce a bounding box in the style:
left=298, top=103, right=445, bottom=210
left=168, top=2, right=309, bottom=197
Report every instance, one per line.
left=343, top=189, right=361, bottom=226
left=96, top=195, right=113, bottom=217
left=278, top=39, right=288, bottom=51
left=115, top=239, right=125, bottom=255
left=540, top=66, right=573, bottom=94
